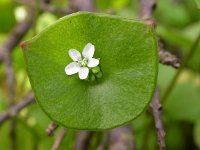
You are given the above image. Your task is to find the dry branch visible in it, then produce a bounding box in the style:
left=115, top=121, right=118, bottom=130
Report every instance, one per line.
left=40, top=0, right=75, bottom=15
left=52, top=128, right=67, bottom=150
left=69, top=0, right=96, bottom=12
left=139, top=0, right=166, bottom=149
left=159, top=48, right=180, bottom=69
left=0, top=92, right=35, bottom=126
left=46, top=122, right=59, bottom=136
left=139, top=0, right=157, bottom=19
left=139, top=0, right=180, bottom=69
left=0, top=6, right=35, bottom=149
left=4, top=42, right=16, bottom=150
left=149, top=89, right=166, bottom=150
left=108, top=125, right=135, bottom=150
left=74, top=131, right=94, bottom=150
left=162, top=32, right=200, bottom=102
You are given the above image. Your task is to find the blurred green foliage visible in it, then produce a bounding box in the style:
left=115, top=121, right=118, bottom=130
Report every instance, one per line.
left=0, top=0, right=16, bottom=33
left=0, top=0, right=200, bottom=149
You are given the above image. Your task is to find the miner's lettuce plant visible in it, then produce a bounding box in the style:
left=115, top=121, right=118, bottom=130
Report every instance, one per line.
left=21, top=12, right=158, bottom=130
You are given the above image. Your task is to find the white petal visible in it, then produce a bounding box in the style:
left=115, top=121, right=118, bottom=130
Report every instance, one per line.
left=68, top=49, right=81, bottom=61
left=87, top=58, right=99, bottom=68
left=82, top=43, right=95, bottom=58
left=78, top=67, right=89, bottom=80
left=65, top=62, right=80, bottom=75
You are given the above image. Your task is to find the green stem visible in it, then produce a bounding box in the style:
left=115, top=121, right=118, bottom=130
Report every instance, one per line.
left=161, top=32, right=200, bottom=103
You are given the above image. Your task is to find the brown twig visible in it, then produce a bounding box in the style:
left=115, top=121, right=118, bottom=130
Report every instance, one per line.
left=139, top=0, right=180, bottom=69
left=74, top=131, right=94, bottom=150
left=159, top=47, right=180, bottom=69
left=162, top=32, right=200, bottom=103
left=52, top=128, right=67, bottom=150
left=46, top=122, right=59, bottom=136
left=0, top=6, right=35, bottom=150
left=4, top=44, right=16, bottom=150
left=158, top=39, right=181, bottom=69
left=149, top=89, right=166, bottom=150
left=3, top=18, right=16, bottom=148
left=139, top=0, right=166, bottom=149
left=0, top=7, right=35, bottom=62
left=16, top=0, right=75, bottom=15
left=69, top=0, right=96, bottom=12
left=139, top=0, right=157, bottom=19
left=40, top=0, right=75, bottom=15
left=108, top=125, right=135, bottom=150
left=158, top=31, right=181, bottom=69
left=4, top=52, right=15, bottom=106
left=0, top=92, right=35, bottom=126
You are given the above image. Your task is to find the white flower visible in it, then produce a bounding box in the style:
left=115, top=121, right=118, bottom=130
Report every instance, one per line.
left=65, top=43, right=100, bottom=80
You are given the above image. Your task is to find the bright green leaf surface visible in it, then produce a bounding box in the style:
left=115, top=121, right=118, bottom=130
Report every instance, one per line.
left=22, top=12, right=158, bottom=130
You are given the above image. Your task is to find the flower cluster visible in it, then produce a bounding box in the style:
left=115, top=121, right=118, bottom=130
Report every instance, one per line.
left=65, top=43, right=100, bottom=80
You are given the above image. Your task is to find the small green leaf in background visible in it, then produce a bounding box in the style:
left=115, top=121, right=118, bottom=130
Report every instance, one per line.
left=95, top=0, right=129, bottom=10
left=196, top=0, right=200, bottom=9
left=0, top=0, right=16, bottom=33
left=36, top=13, right=57, bottom=33
left=22, top=12, right=158, bottom=130
left=154, top=0, right=190, bottom=28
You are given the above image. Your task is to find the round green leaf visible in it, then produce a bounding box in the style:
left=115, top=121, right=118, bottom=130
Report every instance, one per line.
left=22, top=12, right=158, bottom=130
